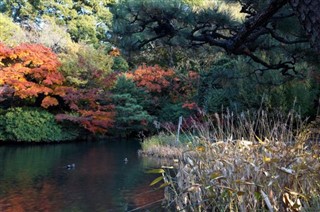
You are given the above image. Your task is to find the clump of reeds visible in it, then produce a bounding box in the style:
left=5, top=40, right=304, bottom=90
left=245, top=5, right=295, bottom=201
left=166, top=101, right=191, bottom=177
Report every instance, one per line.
left=139, top=133, right=192, bottom=159
left=155, top=109, right=320, bottom=211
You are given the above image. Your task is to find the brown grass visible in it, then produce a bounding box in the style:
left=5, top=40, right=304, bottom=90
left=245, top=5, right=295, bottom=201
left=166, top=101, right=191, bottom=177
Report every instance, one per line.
left=143, top=109, right=320, bottom=211
left=138, top=145, right=184, bottom=159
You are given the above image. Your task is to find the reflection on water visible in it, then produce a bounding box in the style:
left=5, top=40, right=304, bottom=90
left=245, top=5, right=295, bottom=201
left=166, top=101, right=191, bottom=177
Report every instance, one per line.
left=0, top=140, right=164, bottom=211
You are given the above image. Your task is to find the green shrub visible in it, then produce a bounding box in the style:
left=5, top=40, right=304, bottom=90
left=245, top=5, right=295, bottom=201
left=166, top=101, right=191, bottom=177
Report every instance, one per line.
left=0, top=107, right=79, bottom=142
left=111, top=76, right=154, bottom=136
left=112, top=56, right=129, bottom=72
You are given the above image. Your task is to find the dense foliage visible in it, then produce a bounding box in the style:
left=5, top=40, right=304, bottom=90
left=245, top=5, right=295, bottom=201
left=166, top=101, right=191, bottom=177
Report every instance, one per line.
left=0, top=107, right=78, bottom=142
left=0, top=13, right=26, bottom=46
left=0, top=0, right=319, bottom=141
left=0, top=42, right=115, bottom=141
left=111, top=76, right=153, bottom=137
left=0, top=0, right=114, bottom=44
left=197, top=57, right=319, bottom=116
left=0, top=43, right=66, bottom=108
left=1, top=1, right=320, bottom=211
left=59, top=44, right=115, bottom=88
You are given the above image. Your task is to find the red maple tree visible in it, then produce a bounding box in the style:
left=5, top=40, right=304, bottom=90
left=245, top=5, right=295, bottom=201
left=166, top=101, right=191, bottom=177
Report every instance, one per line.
left=0, top=43, right=114, bottom=134
left=125, top=64, right=175, bottom=93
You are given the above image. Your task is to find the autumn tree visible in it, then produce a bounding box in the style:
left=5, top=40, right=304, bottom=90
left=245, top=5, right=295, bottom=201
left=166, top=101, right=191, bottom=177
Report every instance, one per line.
left=0, top=43, right=115, bottom=134
left=124, top=64, right=200, bottom=123
left=56, top=88, right=115, bottom=134
left=59, top=44, right=116, bottom=89
left=125, top=64, right=174, bottom=93
left=0, top=43, right=66, bottom=108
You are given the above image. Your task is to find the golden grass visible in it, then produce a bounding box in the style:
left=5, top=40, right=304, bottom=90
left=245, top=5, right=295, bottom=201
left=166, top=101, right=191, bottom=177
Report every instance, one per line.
left=138, top=145, right=184, bottom=159
left=164, top=138, right=320, bottom=211
left=143, top=109, right=320, bottom=211
left=139, top=133, right=191, bottom=159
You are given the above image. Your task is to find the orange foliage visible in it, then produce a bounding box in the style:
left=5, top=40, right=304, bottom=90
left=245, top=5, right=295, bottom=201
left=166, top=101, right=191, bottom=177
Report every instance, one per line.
left=0, top=43, right=115, bottom=134
left=56, top=88, right=115, bottom=133
left=0, top=43, right=66, bottom=106
left=108, top=47, right=121, bottom=56
left=125, top=64, right=199, bottom=106
left=125, top=64, right=174, bottom=92
left=182, top=102, right=198, bottom=110
left=79, top=109, right=115, bottom=133
left=41, top=96, right=59, bottom=108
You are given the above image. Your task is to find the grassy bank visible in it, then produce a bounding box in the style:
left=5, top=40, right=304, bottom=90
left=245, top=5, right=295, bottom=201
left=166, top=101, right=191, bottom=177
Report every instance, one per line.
left=139, top=133, right=191, bottom=159
left=140, top=110, right=320, bottom=211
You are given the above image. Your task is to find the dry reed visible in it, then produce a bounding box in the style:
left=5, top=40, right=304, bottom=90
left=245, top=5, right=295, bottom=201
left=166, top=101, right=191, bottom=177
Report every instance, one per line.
left=145, top=109, right=320, bottom=211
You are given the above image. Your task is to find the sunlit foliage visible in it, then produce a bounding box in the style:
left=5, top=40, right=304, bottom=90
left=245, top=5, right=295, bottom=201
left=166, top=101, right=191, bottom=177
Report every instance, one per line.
left=0, top=43, right=115, bottom=134
left=0, top=0, right=114, bottom=43
left=59, top=44, right=115, bottom=89
left=0, top=43, right=65, bottom=108
left=0, top=13, right=26, bottom=46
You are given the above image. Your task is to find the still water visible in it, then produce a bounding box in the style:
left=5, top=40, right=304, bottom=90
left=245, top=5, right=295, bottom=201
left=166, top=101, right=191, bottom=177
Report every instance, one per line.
left=0, top=140, right=164, bottom=211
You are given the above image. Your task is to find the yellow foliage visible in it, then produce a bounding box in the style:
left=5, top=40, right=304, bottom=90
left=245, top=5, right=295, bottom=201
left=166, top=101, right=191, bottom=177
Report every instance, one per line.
left=0, top=14, right=27, bottom=46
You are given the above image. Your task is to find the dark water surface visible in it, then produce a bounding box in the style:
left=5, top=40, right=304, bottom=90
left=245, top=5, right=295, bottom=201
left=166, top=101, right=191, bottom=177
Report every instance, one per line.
left=0, top=140, right=164, bottom=211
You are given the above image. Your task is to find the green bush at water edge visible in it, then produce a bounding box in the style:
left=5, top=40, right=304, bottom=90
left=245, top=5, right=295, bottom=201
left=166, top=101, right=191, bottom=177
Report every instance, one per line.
left=0, top=107, right=79, bottom=142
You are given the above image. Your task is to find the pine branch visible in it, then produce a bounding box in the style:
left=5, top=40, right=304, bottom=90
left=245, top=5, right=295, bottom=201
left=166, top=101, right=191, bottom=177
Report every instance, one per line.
left=226, top=0, right=289, bottom=52
left=267, top=28, right=309, bottom=44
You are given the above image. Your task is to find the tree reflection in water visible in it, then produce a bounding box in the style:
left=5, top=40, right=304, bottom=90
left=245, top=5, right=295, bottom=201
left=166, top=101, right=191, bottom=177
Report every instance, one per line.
left=0, top=140, right=164, bottom=211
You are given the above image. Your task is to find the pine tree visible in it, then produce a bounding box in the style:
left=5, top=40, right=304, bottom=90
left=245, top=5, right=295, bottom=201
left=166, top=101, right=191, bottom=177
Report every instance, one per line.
left=111, top=0, right=319, bottom=74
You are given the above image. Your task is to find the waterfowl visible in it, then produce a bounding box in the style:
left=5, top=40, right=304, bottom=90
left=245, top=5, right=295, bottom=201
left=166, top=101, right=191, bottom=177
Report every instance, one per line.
left=66, top=163, right=75, bottom=169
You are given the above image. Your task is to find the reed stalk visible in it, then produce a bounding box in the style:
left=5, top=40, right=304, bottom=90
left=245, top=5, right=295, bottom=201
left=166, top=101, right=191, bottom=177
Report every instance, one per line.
left=142, top=109, right=320, bottom=211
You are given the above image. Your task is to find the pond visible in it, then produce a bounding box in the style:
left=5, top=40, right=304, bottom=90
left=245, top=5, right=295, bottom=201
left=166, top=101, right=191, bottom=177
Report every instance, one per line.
left=0, top=139, right=165, bottom=211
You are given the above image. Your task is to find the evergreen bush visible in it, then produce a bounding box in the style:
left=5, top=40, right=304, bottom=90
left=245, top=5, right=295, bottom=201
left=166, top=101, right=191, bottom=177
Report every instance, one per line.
left=0, top=107, right=79, bottom=142
left=111, top=76, right=154, bottom=136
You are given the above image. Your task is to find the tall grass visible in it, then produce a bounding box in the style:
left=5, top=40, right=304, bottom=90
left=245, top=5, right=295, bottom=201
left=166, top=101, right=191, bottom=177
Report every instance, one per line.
left=143, top=109, right=320, bottom=211
left=139, top=133, right=193, bottom=159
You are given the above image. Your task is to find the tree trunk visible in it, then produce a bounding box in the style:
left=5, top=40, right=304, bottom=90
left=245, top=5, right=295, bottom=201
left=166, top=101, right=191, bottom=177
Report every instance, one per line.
left=290, top=0, right=320, bottom=53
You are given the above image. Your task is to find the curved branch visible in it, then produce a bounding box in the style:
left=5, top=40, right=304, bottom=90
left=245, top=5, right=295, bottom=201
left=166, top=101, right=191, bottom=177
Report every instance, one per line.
left=241, top=49, right=300, bottom=77
left=267, top=28, right=309, bottom=44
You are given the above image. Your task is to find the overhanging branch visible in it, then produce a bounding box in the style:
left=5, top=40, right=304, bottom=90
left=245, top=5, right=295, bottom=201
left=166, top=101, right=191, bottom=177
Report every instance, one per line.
left=227, top=0, right=289, bottom=52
